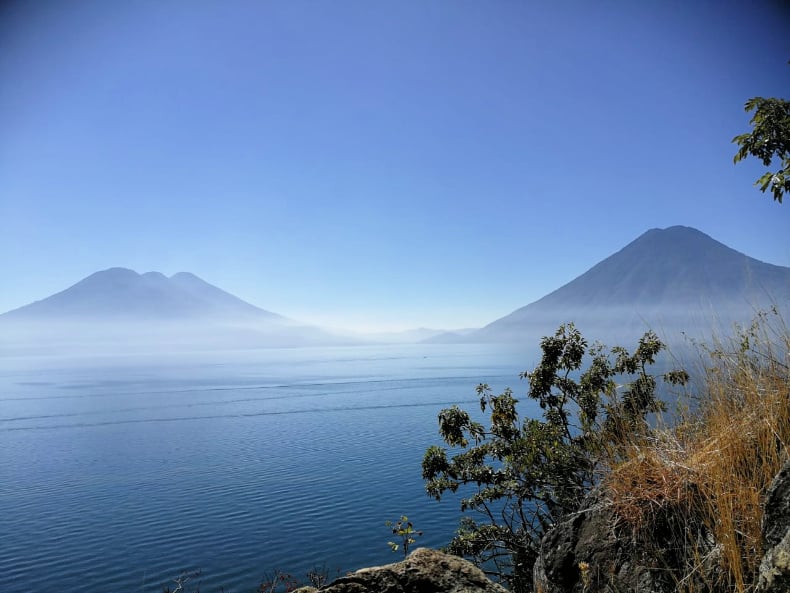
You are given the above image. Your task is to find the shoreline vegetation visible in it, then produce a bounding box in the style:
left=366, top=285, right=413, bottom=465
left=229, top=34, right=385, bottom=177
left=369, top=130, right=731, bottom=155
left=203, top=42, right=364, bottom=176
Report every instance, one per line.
left=441, top=308, right=789, bottom=592
left=165, top=309, right=789, bottom=593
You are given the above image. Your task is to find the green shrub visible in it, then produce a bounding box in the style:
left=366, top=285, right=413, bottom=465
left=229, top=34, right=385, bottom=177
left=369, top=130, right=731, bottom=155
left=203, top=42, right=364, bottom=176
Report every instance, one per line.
left=422, top=323, right=687, bottom=592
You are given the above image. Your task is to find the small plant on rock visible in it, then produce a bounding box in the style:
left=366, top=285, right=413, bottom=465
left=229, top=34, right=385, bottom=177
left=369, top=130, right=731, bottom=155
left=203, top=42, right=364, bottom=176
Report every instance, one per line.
left=385, top=515, right=423, bottom=557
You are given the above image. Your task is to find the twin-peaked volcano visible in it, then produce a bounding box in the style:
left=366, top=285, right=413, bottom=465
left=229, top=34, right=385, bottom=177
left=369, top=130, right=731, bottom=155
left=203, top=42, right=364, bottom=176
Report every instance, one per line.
left=1, top=268, right=283, bottom=322
left=0, top=269, right=343, bottom=353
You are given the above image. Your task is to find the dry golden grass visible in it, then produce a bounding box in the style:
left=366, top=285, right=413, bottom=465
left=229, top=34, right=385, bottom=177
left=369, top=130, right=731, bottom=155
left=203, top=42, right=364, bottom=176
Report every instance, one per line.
left=606, top=311, right=790, bottom=592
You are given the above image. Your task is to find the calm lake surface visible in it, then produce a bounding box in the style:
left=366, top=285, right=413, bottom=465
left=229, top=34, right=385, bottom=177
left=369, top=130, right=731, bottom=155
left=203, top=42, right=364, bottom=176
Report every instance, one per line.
left=0, top=343, right=542, bottom=593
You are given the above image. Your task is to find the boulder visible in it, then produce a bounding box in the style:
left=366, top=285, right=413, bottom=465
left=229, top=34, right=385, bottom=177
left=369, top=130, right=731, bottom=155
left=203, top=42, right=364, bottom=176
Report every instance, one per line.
left=296, top=548, right=507, bottom=593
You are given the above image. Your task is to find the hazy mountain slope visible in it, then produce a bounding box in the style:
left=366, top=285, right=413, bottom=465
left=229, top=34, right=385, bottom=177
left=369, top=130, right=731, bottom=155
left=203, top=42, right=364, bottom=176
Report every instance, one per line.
left=524, top=226, right=787, bottom=307
left=0, top=269, right=349, bottom=353
left=1, top=268, right=283, bottom=321
left=466, top=226, right=790, bottom=344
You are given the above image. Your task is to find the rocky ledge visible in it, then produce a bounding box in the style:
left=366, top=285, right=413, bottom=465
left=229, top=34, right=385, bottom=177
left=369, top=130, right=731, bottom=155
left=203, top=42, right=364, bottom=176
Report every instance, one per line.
left=294, top=547, right=507, bottom=593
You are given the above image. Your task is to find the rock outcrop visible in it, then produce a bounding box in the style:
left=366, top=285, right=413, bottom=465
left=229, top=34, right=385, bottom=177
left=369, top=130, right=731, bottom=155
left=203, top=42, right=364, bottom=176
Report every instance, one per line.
left=756, top=460, right=790, bottom=593
left=532, top=488, right=685, bottom=593
left=294, top=548, right=507, bottom=593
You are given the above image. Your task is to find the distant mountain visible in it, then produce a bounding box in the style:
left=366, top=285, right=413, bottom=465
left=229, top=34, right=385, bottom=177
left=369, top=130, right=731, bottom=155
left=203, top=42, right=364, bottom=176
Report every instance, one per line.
left=357, top=327, right=479, bottom=344
left=420, top=328, right=480, bottom=344
left=444, top=226, right=790, bottom=345
left=0, top=268, right=348, bottom=354
left=1, top=267, right=283, bottom=322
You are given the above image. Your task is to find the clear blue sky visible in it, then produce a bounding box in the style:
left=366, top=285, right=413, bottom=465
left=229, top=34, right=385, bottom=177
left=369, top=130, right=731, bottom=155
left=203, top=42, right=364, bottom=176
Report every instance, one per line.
left=1, top=0, right=788, bottom=331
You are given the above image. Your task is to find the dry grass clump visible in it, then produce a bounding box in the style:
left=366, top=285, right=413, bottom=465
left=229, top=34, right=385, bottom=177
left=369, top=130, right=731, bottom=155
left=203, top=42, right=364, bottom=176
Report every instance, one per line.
left=607, top=434, right=697, bottom=536
left=606, top=310, right=790, bottom=592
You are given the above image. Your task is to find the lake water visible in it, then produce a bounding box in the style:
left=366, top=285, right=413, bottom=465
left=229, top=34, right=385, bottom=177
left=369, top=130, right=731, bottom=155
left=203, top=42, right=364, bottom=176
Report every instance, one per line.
left=0, top=343, right=541, bottom=593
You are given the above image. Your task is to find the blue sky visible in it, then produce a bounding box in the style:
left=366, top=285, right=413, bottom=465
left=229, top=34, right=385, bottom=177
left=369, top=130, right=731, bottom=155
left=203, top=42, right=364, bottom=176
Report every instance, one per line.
left=1, top=1, right=788, bottom=332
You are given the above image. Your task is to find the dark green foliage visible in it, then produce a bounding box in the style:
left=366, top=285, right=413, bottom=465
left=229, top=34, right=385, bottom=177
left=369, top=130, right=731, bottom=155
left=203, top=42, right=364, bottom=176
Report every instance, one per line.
left=422, top=324, right=687, bottom=592
left=733, top=95, right=790, bottom=203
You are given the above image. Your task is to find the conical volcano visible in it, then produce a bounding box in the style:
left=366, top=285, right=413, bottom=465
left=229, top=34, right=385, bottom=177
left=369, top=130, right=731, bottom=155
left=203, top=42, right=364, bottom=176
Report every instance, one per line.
left=470, top=226, right=790, bottom=343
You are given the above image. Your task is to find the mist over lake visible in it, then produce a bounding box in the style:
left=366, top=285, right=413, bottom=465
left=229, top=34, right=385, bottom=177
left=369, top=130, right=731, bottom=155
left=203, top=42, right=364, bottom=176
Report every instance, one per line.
left=0, top=344, right=542, bottom=593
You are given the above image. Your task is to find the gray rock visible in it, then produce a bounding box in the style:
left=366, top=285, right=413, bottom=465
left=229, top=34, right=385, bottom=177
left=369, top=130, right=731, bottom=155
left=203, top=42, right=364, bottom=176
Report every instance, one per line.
left=763, top=460, right=790, bottom=548
left=533, top=487, right=712, bottom=593
left=756, top=459, right=790, bottom=593
left=310, top=548, right=507, bottom=593
left=755, top=530, right=790, bottom=593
